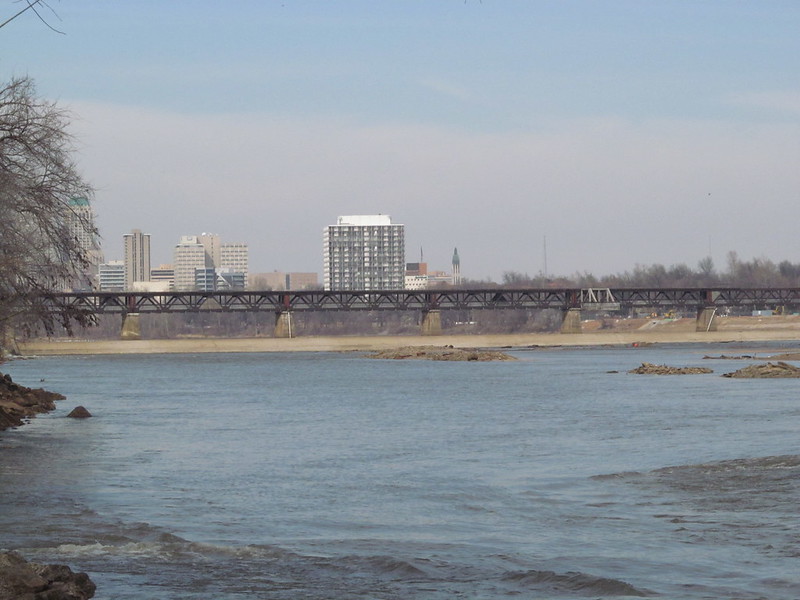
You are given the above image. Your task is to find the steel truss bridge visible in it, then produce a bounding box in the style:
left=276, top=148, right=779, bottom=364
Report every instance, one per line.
left=42, top=287, right=800, bottom=314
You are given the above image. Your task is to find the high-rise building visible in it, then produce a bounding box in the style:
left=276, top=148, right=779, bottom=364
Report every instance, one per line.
left=123, top=229, right=151, bottom=290
left=197, top=233, right=221, bottom=269
left=173, top=234, right=249, bottom=291
left=64, top=196, right=103, bottom=290
left=173, top=235, right=206, bottom=290
left=323, top=215, right=405, bottom=291
left=220, top=243, right=249, bottom=288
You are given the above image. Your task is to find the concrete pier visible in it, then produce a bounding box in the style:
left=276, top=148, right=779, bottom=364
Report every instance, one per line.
left=120, top=313, right=142, bottom=340
left=696, top=306, right=718, bottom=332
left=420, top=310, right=442, bottom=336
left=274, top=311, right=294, bottom=338
left=560, top=308, right=582, bottom=334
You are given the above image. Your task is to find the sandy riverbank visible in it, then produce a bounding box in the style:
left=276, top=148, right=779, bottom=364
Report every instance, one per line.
left=16, top=316, right=800, bottom=355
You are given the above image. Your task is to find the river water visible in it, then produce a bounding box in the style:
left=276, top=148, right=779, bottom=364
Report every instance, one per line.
left=1, top=344, right=799, bottom=599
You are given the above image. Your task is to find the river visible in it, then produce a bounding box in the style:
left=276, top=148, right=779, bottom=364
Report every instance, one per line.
left=2, top=343, right=799, bottom=598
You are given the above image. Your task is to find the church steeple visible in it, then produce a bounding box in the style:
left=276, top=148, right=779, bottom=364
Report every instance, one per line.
left=452, top=247, right=461, bottom=286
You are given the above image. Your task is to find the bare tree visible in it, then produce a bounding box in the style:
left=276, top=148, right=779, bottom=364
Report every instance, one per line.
left=0, top=0, right=64, bottom=34
left=0, top=76, right=95, bottom=347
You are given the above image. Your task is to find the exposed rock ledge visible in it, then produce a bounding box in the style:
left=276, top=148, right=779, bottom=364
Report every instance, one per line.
left=0, top=372, right=65, bottom=431
left=628, top=362, right=713, bottom=375
left=765, top=352, right=800, bottom=361
left=0, top=551, right=95, bottom=599
left=722, top=361, right=800, bottom=378
left=366, top=346, right=516, bottom=361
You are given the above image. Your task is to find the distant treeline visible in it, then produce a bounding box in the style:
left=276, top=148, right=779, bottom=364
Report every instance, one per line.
left=471, top=253, right=800, bottom=289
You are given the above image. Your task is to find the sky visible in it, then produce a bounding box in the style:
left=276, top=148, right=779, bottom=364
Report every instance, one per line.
left=1, top=1, right=798, bottom=282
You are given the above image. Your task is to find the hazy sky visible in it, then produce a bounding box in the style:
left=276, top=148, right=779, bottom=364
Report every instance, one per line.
left=2, top=1, right=798, bottom=281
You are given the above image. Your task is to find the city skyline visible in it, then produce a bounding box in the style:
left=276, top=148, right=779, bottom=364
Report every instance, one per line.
left=100, top=223, right=458, bottom=281
left=2, top=3, right=798, bottom=280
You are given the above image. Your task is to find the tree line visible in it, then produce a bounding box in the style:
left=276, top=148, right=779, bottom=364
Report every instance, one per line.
left=488, top=252, right=800, bottom=289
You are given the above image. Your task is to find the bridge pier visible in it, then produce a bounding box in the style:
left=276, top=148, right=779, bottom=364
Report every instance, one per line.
left=560, top=308, right=582, bottom=334
left=695, top=306, right=718, bottom=332
left=274, top=311, right=294, bottom=338
left=420, top=310, right=442, bottom=336
left=120, top=313, right=142, bottom=340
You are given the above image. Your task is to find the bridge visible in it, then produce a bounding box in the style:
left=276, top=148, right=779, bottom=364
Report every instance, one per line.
left=41, top=287, right=800, bottom=339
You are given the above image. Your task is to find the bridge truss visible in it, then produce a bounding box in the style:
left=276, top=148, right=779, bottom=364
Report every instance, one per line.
left=40, top=287, right=800, bottom=315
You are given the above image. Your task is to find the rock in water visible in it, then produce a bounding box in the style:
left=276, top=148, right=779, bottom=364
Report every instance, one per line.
left=366, top=346, right=516, bottom=361
left=722, top=361, right=800, bottom=378
left=0, top=551, right=96, bottom=599
left=67, top=406, right=92, bottom=419
left=628, top=362, right=713, bottom=375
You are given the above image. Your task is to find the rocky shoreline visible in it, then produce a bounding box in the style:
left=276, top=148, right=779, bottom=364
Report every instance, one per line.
left=0, top=551, right=95, bottom=600
left=0, top=371, right=65, bottom=431
left=0, top=377, right=97, bottom=598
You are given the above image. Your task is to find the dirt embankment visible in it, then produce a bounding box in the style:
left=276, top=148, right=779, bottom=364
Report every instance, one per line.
left=0, top=372, right=65, bottom=431
left=366, top=346, right=516, bottom=361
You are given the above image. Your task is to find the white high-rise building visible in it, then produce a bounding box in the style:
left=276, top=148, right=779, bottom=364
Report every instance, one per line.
left=123, top=229, right=151, bottom=290
left=173, top=235, right=206, bottom=290
left=323, top=215, right=405, bottom=291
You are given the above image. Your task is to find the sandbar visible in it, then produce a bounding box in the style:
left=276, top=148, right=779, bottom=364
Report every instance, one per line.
left=17, top=322, right=800, bottom=356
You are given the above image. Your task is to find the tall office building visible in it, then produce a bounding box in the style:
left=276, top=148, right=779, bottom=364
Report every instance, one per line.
left=123, top=229, right=151, bottom=289
left=64, top=196, right=103, bottom=290
left=323, top=215, right=405, bottom=291
left=220, top=243, right=249, bottom=288
left=173, top=234, right=249, bottom=291
left=173, top=235, right=206, bottom=290
left=197, top=233, right=221, bottom=269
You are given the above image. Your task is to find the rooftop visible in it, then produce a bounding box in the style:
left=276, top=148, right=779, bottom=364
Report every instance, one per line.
left=335, top=215, right=396, bottom=227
